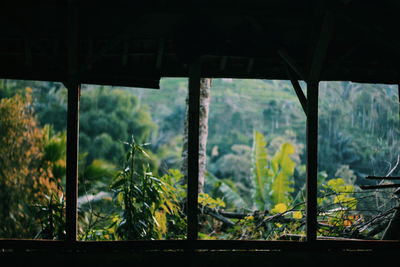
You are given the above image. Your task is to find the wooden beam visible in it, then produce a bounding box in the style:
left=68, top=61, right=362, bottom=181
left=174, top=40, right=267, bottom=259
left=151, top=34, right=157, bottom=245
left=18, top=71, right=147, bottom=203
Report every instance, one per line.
left=308, top=12, right=335, bottom=83
left=2, top=14, right=55, bottom=68
left=187, top=59, right=201, bottom=240
left=278, top=49, right=306, bottom=81
left=3, top=238, right=400, bottom=251
left=24, top=38, right=32, bottom=67
left=122, top=40, right=129, bottom=67
left=340, top=12, right=400, bottom=59
left=155, top=38, right=165, bottom=70
left=64, top=81, right=80, bottom=243
left=67, top=2, right=79, bottom=76
left=83, top=16, right=144, bottom=72
left=306, top=11, right=335, bottom=244
left=366, top=176, right=400, bottom=180
left=360, top=184, right=400, bottom=190
left=306, top=80, right=319, bottom=243
left=246, top=58, right=254, bottom=74
left=322, top=42, right=360, bottom=78
left=284, top=62, right=307, bottom=115
left=219, top=56, right=228, bottom=72
left=65, top=1, right=79, bottom=244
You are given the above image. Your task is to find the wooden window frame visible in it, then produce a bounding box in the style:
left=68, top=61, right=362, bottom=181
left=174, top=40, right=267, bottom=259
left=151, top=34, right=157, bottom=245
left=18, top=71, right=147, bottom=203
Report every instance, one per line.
left=1, top=71, right=400, bottom=253
left=1, top=10, right=400, bottom=250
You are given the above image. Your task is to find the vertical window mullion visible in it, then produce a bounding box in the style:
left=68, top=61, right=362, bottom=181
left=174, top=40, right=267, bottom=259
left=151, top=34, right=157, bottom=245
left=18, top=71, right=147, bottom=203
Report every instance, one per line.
left=65, top=1, right=79, bottom=243
left=187, top=60, right=201, bottom=240
left=306, top=81, right=318, bottom=243
left=305, top=12, right=333, bottom=244
left=66, top=82, right=80, bottom=243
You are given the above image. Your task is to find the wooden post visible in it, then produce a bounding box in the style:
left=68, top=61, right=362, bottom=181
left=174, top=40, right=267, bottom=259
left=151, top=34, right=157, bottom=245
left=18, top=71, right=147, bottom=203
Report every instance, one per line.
left=187, top=60, right=201, bottom=240
left=65, top=81, right=80, bottom=242
left=65, top=0, right=79, bottom=243
left=306, top=12, right=334, bottom=243
left=284, top=63, right=308, bottom=115
left=306, top=80, right=318, bottom=243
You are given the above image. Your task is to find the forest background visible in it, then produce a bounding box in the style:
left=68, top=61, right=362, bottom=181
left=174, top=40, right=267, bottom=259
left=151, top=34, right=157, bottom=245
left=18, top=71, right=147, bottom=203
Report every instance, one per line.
left=1, top=78, right=399, bottom=240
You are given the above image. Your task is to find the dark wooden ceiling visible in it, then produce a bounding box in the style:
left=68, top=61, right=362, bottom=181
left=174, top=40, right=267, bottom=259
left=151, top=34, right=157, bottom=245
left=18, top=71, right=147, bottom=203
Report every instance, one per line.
left=0, top=0, right=399, bottom=88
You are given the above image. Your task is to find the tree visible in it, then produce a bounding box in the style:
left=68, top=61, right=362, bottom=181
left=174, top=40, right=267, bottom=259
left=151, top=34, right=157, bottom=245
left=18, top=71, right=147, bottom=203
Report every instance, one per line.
left=0, top=89, right=62, bottom=238
left=79, top=86, right=157, bottom=167
left=181, top=78, right=211, bottom=192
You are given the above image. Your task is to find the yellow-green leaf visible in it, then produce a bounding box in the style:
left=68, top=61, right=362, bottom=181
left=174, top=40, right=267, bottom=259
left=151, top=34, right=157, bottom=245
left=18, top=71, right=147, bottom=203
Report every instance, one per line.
left=271, top=203, right=287, bottom=214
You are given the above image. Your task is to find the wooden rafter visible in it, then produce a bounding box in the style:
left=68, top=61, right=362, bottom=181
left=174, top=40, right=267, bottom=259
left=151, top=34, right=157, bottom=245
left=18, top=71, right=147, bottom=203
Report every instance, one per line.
left=278, top=49, right=306, bottom=81
left=83, top=16, right=145, bottom=72
left=284, top=62, right=307, bottom=115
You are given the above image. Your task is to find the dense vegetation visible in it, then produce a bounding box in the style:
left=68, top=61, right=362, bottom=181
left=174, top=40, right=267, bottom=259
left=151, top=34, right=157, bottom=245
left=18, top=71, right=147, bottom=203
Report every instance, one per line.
left=0, top=78, right=399, bottom=240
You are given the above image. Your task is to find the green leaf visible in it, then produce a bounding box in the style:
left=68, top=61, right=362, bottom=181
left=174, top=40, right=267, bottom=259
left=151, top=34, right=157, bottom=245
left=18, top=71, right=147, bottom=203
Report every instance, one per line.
left=110, top=176, right=125, bottom=190
left=270, top=143, right=296, bottom=206
left=206, top=172, right=248, bottom=209
left=251, top=131, right=270, bottom=210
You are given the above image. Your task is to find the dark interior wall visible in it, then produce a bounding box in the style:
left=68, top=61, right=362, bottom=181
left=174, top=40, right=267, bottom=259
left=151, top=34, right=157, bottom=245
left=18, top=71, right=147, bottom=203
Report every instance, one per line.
left=1, top=250, right=398, bottom=267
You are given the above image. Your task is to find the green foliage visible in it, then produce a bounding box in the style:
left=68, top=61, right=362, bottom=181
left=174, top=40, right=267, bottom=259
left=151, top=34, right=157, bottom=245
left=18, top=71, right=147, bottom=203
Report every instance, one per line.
left=251, top=131, right=296, bottom=210
left=34, top=86, right=68, bottom=132
left=3, top=78, right=400, bottom=241
left=0, top=90, right=64, bottom=238
left=251, top=131, right=270, bottom=210
left=79, top=158, right=118, bottom=196
left=33, top=193, right=66, bottom=240
left=319, top=178, right=357, bottom=210
left=79, top=86, right=156, bottom=166
left=109, top=138, right=185, bottom=240
left=209, top=145, right=252, bottom=188
left=318, top=82, right=400, bottom=178
left=42, top=125, right=67, bottom=182
left=205, top=172, right=248, bottom=209
left=198, top=193, right=226, bottom=209
left=317, top=177, right=359, bottom=237
left=270, top=143, right=296, bottom=205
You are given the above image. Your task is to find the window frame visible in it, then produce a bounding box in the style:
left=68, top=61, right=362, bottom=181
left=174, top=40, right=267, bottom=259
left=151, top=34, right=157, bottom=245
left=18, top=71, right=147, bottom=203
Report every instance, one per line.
left=1, top=77, right=400, bottom=252
left=2, top=2, right=400, bottom=254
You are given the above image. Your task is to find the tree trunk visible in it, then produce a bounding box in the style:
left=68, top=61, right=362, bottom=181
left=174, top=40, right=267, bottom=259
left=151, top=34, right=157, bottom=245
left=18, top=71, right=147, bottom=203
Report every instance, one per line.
left=198, top=78, right=211, bottom=192
left=181, top=78, right=211, bottom=193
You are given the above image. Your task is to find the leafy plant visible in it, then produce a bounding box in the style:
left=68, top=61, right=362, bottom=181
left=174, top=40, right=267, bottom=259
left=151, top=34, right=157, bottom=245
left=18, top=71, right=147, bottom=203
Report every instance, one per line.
left=109, top=137, right=185, bottom=240
left=34, top=193, right=66, bottom=240
left=0, top=90, right=64, bottom=238
left=251, top=131, right=296, bottom=211
left=251, top=131, right=271, bottom=210
left=317, top=177, right=360, bottom=237
left=270, top=143, right=296, bottom=205
left=205, top=171, right=248, bottom=209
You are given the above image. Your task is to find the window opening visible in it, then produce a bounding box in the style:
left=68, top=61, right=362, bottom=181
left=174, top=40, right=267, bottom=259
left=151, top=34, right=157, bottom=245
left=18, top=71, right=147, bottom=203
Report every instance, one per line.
left=1, top=78, right=400, bottom=249
left=317, top=82, right=400, bottom=241
left=77, top=79, right=188, bottom=241
left=0, top=79, right=67, bottom=240
left=198, top=79, right=307, bottom=241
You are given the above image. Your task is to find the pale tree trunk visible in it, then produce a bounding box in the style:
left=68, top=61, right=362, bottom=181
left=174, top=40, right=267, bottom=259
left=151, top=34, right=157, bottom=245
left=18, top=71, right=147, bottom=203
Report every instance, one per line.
left=181, top=78, right=212, bottom=193
left=198, top=78, right=211, bottom=192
